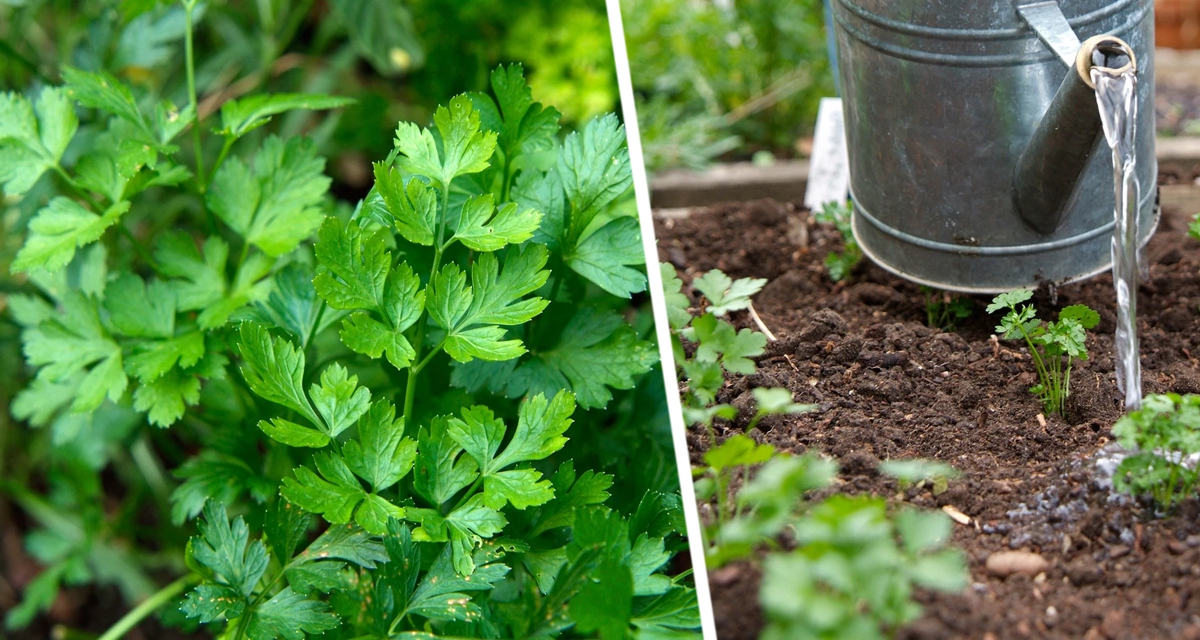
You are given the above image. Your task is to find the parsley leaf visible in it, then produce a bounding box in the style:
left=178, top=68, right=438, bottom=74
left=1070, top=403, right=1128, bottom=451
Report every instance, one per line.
left=237, top=323, right=322, bottom=428
left=394, top=94, right=497, bottom=187
left=206, top=135, right=327, bottom=256
left=428, top=245, right=550, bottom=362
left=691, top=313, right=767, bottom=375
left=13, top=199, right=130, bottom=273
left=22, top=292, right=127, bottom=413
left=0, top=87, right=78, bottom=196
left=451, top=194, right=541, bottom=252
left=219, top=93, right=354, bottom=139
left=692, top=270, right=767, bottom=316
left=567, top=216, right=647, bottom=298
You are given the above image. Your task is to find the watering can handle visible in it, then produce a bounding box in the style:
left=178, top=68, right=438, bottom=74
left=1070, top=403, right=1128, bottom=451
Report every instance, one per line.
left=1015, top=1, right=1082, bottom=67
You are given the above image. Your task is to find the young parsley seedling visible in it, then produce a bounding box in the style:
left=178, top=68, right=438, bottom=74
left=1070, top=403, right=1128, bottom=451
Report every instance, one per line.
left=987, top=290, right=1099, bottom=417
left=1112, top=393, right=1200, bottom=512
left=813, top=200, right=861, bottom=282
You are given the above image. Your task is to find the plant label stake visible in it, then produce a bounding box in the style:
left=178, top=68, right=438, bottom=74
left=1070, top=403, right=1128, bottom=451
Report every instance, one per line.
left=804, top=97, right=850, bottom=211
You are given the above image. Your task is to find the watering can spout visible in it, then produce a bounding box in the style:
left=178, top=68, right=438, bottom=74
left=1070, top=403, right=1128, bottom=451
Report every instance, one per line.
left=1012, top=1, right=1137, bottom=235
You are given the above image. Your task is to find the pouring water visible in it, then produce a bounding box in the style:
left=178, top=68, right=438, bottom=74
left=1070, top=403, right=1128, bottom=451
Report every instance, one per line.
left=1091, top=58, right=1142, bottom=411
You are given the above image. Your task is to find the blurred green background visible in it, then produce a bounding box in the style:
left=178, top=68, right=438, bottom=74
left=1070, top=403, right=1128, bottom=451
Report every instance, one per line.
left=621, top=0, right=835, bottom=172
left=0, top=0, right=619, bottom=194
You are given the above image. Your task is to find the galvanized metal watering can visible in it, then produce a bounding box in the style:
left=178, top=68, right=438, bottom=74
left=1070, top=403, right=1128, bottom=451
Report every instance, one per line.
left=831, top=0, right=1157, bottom=292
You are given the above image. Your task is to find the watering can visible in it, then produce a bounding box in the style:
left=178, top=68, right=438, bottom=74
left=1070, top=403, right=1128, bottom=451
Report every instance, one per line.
left=831, top=0, right=1157, bottom=292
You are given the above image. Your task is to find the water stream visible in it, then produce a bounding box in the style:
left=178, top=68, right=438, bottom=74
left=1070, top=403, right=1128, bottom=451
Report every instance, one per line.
left=1091, top=66, right=1142, bottom=411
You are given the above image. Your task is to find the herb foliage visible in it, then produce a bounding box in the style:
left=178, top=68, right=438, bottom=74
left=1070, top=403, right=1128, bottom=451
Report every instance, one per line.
left=1113, top=393, right=1200, bottom=511
left=987, top=290, right=1099, bottom=417
left=813, top=200, right=861, bottom=282
left=0, top=4, right=696, bottom=635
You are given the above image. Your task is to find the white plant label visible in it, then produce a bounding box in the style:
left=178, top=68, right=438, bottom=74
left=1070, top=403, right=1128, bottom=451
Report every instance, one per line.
left=804, top=97, right=850, bottom=210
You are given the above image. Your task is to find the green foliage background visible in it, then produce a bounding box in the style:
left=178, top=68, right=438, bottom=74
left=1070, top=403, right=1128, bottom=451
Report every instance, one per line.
left=0, top=1, right=696, bottom=638
left=621, top=0, right=834, bottom=171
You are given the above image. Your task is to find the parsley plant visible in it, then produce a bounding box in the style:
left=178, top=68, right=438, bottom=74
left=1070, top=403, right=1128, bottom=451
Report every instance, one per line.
left=1113, top=393, right=1200, bottom=511
left=1, top=6, right=697, bottom=633
left=987, top=290, right=1100, bottom=417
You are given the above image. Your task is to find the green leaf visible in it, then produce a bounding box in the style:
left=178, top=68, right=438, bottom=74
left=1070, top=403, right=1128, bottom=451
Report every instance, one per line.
left=61, top=67, right=151, bottom=136
left=570, top=559, right=634, bottom=640
left=394, top=94, right=497, bottom=187
left=1059, top=304, right=1100, bottom=330
left=190, top=501, right=269, bottom=598
left=558, top=114, right=631, bottom=243
left=692, top=270, right=767, bottom=316
left=703, top=434, right=775, bottom=472
left=660, top=263, right=694, bottom=330
left=476, top=63, right=561, bottom=163
left=566, top=217, right=647, bottom=298
left=343, top=400, right=416, bottom=492
left=22, top=292, right=127, bottom=413
left=430, top=245, right=550, bottom=362
left=0, top=87, right=77, bottom=196
left=281, top=454, right=366, bottom=524
left=12, top=199, right=130, bottom=273
left=104, top=272, right=175, bottom=339
left=170, top=452, right=274, bottom=526
left=156, top=233, right=227, bottom=313
left=508, top=307, right=657, bottom=409
left=265, top=499, right=311, bottom=566
left=444, top=495, right=508, bottom=575
left=246, top=587, right=339, bottom=640
left=309, top=364, right=371, bottom=438
left=445, top=401, right=555, bottom=509
left=133, top=367, right=203, bottom=426
left=452, top=194, right=541, bottom=252
left=339, top=312, right=416, bottom=370
left=895, top=509, right=953, bottom=554
left=237, top=323, right=322, bottom=428
left=259, top=418, right=331, bottom=448
left=295, top=522, right=387, bottom=570
left=531, top=462, right=613, bottom=536
left=629, top=535, right=672, bottom=596
left=219, top=93, right=354, bottom=138
left=414, top=419, right=479, bottom=506
left=690, top=313, right=766, bottom=375
left=403, top=541, right=509, bottom=621
left=181, top=584, right=244, bottom=623
left=285, top=561, right=347, bottom=595
left=371, top=167, right=427, bottom=246
left=986, top=289, right=1034, bottom=314
left=498, top=391, right=574, bottom=469
left=206, top=136, right=327, bottom=256
left=313, top=217, right=390, bottom=312
left=752, top=387, right=815, bottom=416
left=908, top=550, right=969, bottom=592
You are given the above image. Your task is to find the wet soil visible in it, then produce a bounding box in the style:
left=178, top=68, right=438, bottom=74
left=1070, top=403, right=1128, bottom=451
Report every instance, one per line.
left=657, top=197, right=1200, bottom=639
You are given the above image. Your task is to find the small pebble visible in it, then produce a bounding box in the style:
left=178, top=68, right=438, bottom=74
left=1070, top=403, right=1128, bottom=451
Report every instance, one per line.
left=1108, top=544, right=1131, bottom=559
left=1187, top=534, right=1200, bottom=548
left=1170, top=541, right=1188, bottom=555
left=986, top=550, right=1049, bottom=578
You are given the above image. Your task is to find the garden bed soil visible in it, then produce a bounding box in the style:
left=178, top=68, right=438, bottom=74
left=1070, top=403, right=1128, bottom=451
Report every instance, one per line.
left=657, top=194, right=1200, bottom=639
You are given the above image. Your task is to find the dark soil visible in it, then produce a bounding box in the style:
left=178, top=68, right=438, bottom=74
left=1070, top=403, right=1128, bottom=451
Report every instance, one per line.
left=657, top=196, right=1200, bottom=639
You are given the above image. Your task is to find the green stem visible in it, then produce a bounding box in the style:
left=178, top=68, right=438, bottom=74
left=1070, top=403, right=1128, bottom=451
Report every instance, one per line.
left=184, top=0, right=206, bottom=191
left=402, top=183, right=450, bottom=424
left=208, top=135, right=236, bottom=185
left=116, top=223, right=164, bottom=274
left=412, top=339, right=445, bottom=374
left=96, top=574, right=198, bottom=640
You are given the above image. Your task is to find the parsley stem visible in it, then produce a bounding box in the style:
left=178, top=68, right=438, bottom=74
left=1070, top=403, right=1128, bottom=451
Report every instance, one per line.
left=96, top=574, right=198, bottom=640
left=184, top=0, right=206, bottom=191
left=403, top=183, right=451, bottom=424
